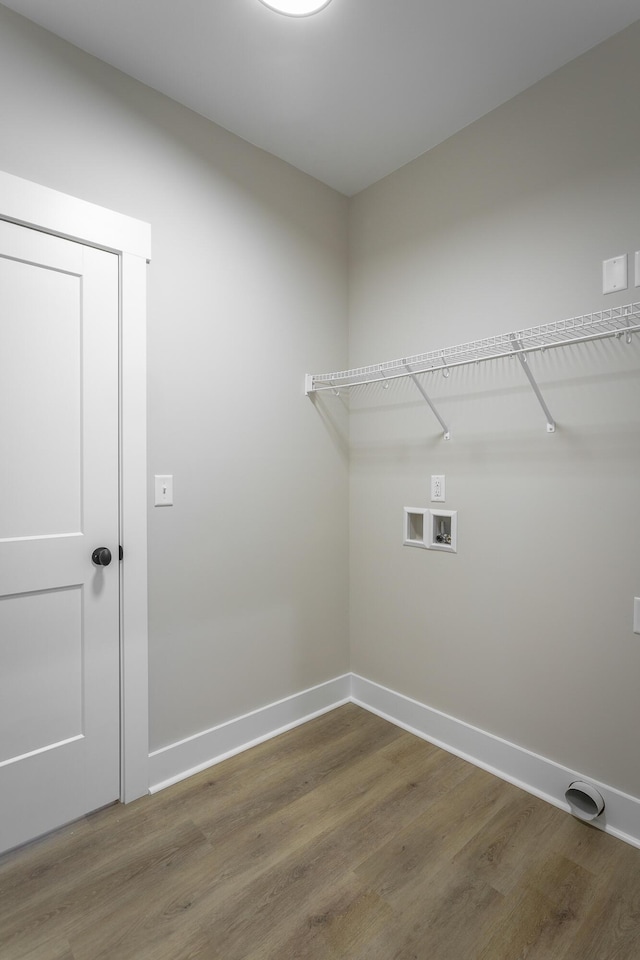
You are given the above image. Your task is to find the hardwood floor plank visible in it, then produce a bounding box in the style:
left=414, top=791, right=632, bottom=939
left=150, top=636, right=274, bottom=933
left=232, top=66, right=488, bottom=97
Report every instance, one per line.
left=8, top=938, right=76, bottom=960
left=245, top=875, right=393, bottom=960
left=68, top=763, right=403, bottom=959
left=161, top=776, right=461, bottom=958
left=450, top=789, right=564, bottom=895
left=351, top=867, right=504, bottom=960
left=0, top=820, right=212, bottom=958
left=129, top=737, right=470, bottom=959
left=552, top=814, right=637, bottom=880
left=561, top=890, right=640, bottom=960
left=354, top=766, right=509, bottom=902
left=2, top=704, right=640, bottom=960
left=556, top=843, right=640, bottom=960
left=477, top=883, right=560, bottom=960
left=70, top=773, right=415, bottom=960
left=64, top=711, right=411, bottom=960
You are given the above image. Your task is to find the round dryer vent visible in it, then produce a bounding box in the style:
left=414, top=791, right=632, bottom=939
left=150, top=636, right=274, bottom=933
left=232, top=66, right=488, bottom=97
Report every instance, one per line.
left=565, top=781, right=605, bottom=821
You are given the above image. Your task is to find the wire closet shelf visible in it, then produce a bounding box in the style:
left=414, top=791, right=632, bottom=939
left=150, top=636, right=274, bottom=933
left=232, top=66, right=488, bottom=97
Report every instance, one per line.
left=304, top=302, right=640, bottom=439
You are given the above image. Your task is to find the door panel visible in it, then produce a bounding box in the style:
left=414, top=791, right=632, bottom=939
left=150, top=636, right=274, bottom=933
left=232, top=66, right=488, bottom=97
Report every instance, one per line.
left=1, top=257, right=82, bottom=539
left=0, top=220, right=120, bottom=853
left=0, top=586, right=83, bottom=763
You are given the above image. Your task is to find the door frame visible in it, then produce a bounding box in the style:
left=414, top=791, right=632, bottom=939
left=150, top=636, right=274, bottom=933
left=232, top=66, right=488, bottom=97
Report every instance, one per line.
left=0, top=170, right=151, bottom=803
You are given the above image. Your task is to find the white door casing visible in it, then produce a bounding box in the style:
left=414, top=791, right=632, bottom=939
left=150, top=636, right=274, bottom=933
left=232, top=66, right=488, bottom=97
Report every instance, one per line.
left=0, top=221, right=120, bottom=852
left=0, top=170, right=150, bottom=849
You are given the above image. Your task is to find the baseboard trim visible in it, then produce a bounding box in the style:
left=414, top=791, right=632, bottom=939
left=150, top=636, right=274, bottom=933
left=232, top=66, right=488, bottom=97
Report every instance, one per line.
left=351, top=674, right=640, bottom=850
left=148, top=674, right=351, bottom=793
left=147, top=670, right=640, bottom=849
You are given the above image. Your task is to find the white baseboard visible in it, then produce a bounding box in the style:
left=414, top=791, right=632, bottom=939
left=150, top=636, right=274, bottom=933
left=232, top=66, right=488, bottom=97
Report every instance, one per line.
left=147, top=670, right=640, bottom=850
left=351, top=673, right=640, bottom=850
left=148, top=674, right=351, bottom=793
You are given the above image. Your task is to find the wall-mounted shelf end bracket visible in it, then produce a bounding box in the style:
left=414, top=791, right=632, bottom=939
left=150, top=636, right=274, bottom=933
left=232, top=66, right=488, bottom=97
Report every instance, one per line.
left=405, top=364, right=451, bottom=440
left=510, top=337, right=556, bottom=433
left=305, top=374, right=314, bottom=396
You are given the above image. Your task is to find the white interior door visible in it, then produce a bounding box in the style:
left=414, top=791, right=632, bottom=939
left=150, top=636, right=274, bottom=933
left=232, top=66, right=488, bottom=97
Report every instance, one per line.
left=0, top=219, right=120, bottom=854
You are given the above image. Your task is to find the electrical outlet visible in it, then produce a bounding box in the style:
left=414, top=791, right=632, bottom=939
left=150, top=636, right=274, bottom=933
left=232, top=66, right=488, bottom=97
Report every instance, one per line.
left=431, top=475, right=445, bottom=502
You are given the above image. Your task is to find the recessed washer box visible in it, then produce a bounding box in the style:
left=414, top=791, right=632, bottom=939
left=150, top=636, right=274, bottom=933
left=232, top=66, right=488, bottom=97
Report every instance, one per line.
left=428, top=509, right=457, bottom=553
left=404, top=507, right=457, bottom=552
left=403, top=507, right=429, bottom=548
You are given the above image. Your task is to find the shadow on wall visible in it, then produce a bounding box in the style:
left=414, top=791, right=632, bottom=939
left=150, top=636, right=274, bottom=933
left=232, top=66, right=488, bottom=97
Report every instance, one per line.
left=308, top=391, right=350, bottom=463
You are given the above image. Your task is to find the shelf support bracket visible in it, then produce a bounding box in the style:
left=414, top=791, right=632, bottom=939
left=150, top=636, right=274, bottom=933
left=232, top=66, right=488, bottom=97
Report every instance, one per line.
left=405, top=364, right=451, bottom=440
left=510, top=337, right=555, bottom=433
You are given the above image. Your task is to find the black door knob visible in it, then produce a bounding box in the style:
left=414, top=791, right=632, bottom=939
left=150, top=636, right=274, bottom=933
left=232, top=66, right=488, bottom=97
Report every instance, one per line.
left=92, top=547, right=112, bottom=567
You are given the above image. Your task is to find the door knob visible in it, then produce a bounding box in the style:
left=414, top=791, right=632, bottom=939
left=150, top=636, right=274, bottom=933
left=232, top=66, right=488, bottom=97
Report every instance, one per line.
left=92, top=547, right=112, bottom=567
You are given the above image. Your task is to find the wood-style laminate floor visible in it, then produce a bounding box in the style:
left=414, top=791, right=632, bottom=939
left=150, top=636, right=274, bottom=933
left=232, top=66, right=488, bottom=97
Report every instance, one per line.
left=2, top=704, right=640, bottom=960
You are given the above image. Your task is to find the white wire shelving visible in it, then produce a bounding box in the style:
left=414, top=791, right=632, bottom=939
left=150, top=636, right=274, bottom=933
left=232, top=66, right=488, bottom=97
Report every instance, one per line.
left=305, top=302, right=640, bottom=440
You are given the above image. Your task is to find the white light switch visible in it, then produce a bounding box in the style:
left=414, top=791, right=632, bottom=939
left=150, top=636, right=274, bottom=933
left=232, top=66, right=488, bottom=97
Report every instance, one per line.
left=602, top=255, right=627, bottom=294
left=635, top=251, right=640, bottom=288
left=634, top=598, right=640, bottom=635
left=154, top=475, right=173, bottom=506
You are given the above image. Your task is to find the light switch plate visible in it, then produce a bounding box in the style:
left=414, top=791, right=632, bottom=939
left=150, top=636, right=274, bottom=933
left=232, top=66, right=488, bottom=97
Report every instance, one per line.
left=634, top=598, right=640, bottom=635
left=635, top=251, right=640, bottom=288
left=154, top=474, right=173, bottom=506
left=602, top=254, right=628, bottom=294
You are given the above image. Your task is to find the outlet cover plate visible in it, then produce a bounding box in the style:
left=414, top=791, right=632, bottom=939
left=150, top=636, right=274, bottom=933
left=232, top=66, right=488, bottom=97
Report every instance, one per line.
left=431, top=475, right=445, bottom=502
left=602, top=254, right=628, bottom=294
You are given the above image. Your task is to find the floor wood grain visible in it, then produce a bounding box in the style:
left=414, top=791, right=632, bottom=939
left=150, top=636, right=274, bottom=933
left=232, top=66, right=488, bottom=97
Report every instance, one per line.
left=2, top=704, right=640, bottom=959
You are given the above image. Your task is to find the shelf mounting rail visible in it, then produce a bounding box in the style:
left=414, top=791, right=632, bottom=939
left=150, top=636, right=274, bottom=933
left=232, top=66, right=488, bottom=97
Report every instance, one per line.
left=305, top=302, right=640, bottom=438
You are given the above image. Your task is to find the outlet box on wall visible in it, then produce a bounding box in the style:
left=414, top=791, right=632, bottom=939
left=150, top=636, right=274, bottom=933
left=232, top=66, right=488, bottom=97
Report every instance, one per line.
left=428, top=510, right=457, bottom=553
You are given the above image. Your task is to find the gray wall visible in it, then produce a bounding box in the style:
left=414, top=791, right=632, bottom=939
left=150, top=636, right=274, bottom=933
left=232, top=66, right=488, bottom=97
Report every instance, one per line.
left=2, top=3, right=639, bottom=801
left=0, top=5, right=350, bottom=752
left=348, top=23, right=640, bottom=797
